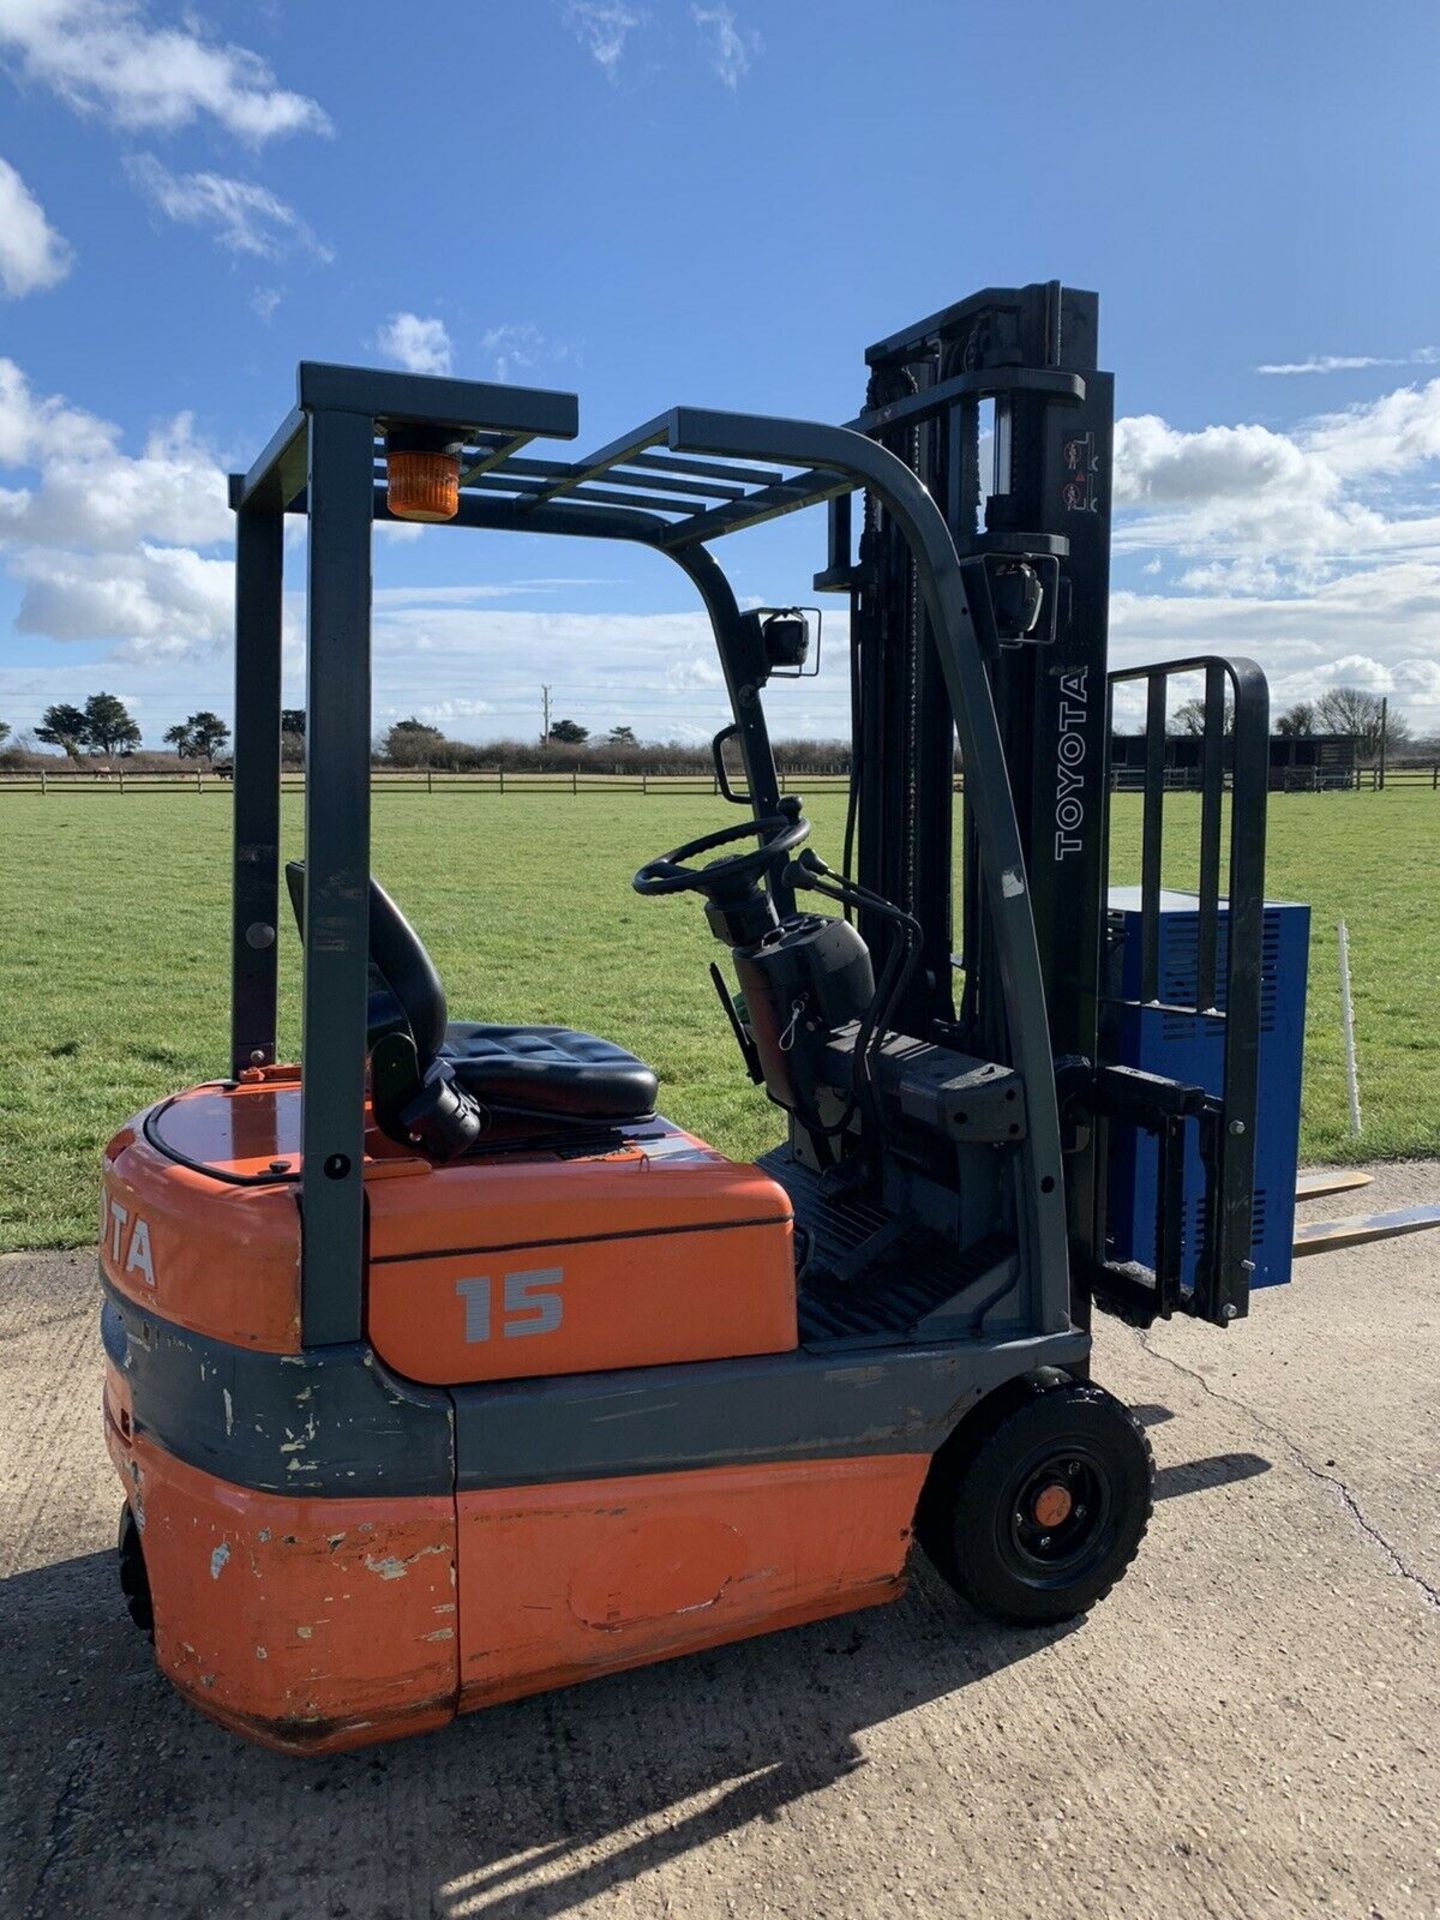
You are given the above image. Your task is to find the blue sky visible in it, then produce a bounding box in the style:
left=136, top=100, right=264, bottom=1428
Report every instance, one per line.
left=3, top=0, right=1440, bottom=746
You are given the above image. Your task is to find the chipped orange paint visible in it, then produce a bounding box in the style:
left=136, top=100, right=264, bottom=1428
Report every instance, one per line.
left=108, top=1422, right=458, bottom=1755
left=455, top=1456, right=930, bottom=1711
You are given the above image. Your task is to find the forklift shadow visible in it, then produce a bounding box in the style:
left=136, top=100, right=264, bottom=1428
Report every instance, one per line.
left=1153, top=1451, right=1271, bottom=1501
left=2, top=1545, right=1074, bottom=1917
left=3, top=1454, right=1264, bottom=1920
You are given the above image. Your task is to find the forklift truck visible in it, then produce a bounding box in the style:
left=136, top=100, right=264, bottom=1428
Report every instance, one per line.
left=102, top=283, right=1283, bottom=1754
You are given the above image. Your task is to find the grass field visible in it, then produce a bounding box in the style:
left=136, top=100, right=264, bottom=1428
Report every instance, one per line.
left=1, top=790, right=1436, bottom=1250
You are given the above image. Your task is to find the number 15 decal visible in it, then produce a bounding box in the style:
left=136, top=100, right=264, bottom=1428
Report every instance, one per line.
left=456, top=1268, right=564, bottom=1342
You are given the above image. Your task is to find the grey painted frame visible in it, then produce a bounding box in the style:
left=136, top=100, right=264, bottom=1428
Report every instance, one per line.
left=229, top=372, right=1070, bottom=1347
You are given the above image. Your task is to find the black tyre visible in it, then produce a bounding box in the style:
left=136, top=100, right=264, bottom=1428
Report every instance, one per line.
left=919, top=1374, right=1154, bottom=1625
left=117, top=1503, right=154, bottom=1637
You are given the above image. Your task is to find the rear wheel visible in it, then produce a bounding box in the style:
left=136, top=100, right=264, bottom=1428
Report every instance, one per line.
left=117, top=1503, right=153, bottom=1637
left=920, top=1374, right=1153, bottom=1624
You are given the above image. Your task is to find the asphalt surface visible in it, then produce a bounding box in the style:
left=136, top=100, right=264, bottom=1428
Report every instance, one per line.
left=2, top=1162, right=1436, bottom=1920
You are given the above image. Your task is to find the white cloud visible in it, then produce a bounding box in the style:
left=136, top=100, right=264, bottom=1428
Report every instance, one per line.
left=13, top=541, right=232, bottom=650
left=562, top=1, right=644, bottom=79
left=125, top=153, right=332, bottom=261
left=1256, top=349, right=1440, bottom=376
left=0, top=0, right=331, bottom=141
left=1110, top=380, right=1440, bottom=727
left=404, top=696, right=494, bottom=725
left=376, top=313, right=453, bottom=377
left=1113, top=381, right=1440, bottom=571
left=665, top=655, right=724, bottom=692
left=1108, top=563, right=1440, bottom=727
left=481, top=323, right=579, bottom=385
left=0, top=156, right=73, bottom=297
left=373, top=581, right=615, bottom=605
left=0, top=361, right=230, bottom=551
left=0, top=358, right=97, bottom=467
left=1300, top=382, right=1440, bottom=479
left=691, top=5, right=759, bottom=89
left=482, top=323, right=543, bottom=383
left=1116, top=414, right=1316, bottom=509
left=249, top=285, right=282, bottom=324
left=0, top=356, right=233, bottom=686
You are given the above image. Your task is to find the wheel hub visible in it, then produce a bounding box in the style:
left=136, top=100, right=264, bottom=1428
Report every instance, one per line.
left=1031, top=1481, right=1074, bottom=1529
left=1007, top=1451, right=1108, bottom=1578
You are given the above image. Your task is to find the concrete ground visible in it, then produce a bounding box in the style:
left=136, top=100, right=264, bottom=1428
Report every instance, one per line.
left=2, top=1164, right=1436, bottom=1920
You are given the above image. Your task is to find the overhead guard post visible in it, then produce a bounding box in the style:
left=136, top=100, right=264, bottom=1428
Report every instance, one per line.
left=230, top=502, right=284, bottom=1076
left=298, top=406, right=376, bottom=1348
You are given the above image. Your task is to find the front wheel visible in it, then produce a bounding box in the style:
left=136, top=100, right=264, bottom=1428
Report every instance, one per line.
left=919, top=1375, right=1154, bottom=1624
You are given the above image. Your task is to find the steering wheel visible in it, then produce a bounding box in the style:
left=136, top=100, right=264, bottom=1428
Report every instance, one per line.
left=633, top=812, right=810, bottom=897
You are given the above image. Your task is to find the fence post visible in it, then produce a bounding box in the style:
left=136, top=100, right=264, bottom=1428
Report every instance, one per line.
left=427, top=767, right=433, bottom=795
left=40, top=769, right=47, bottom=796
left=499, top=767, right=505, bottom=796
left=642, top=771, right=648, bottom=795
left=572, top=767, right=578, bottom=796
left=119, top=769, right=125, bottom=795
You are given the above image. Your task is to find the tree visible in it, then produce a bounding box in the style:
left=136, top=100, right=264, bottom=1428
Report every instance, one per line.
left=164, top=721, right=197, bottom=759
left=82, top=691, right=141, bottom=755
left=383, top=717, right=447, bottom=766
left=549, top=717, right=588, bottom=744
left=35, top=702, right=89, bottom=760
left=607, top=724, right=637, bottom=746
left=1275, top=701, right=1315, bottom=737
left=1169, top=694, right=1233, bottom=736
left=0, top=718, right=9, bottom=748
left=1315, top=686, right=1409, bottom=758
left=189, top=711, right=230, bottom=760
left=280, top=709, right=306, bottom=767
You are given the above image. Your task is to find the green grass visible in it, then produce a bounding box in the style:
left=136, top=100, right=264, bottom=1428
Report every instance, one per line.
left=1, top=790, right=1436, bottom=1250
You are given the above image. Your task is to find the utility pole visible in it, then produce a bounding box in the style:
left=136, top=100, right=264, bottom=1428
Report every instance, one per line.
left=541, top=684, right=552, bottom=747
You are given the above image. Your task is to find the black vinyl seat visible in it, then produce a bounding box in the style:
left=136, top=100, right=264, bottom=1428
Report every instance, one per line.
left=441, top=1023, right=658, bottom=1121
left=284, top=861, right=657, bottom=1130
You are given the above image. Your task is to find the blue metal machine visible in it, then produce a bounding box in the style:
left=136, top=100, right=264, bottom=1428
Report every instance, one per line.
left=1105, top=888, right=1310, bottom=1294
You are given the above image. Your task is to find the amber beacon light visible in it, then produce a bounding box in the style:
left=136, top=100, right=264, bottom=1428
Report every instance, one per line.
left=385, top=425, right=462, bottom=522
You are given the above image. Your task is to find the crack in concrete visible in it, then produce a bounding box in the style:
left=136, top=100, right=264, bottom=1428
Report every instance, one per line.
left=23, top=1754, right=93, bottom=1920
left=1133, top=1330, right=1440, bottom=1612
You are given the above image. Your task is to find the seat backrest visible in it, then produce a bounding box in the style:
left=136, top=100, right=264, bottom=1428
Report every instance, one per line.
left=284, top=862, right=448, bottom=1060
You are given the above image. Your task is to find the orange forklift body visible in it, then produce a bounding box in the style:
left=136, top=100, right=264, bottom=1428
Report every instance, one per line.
left=101, top=1079, right=924, bottom=1753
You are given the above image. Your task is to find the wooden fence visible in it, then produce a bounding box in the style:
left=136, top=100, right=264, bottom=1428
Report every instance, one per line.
left=0, top=766, right=854, bottom=797
left=2, top=763, right=1437, bottom=797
